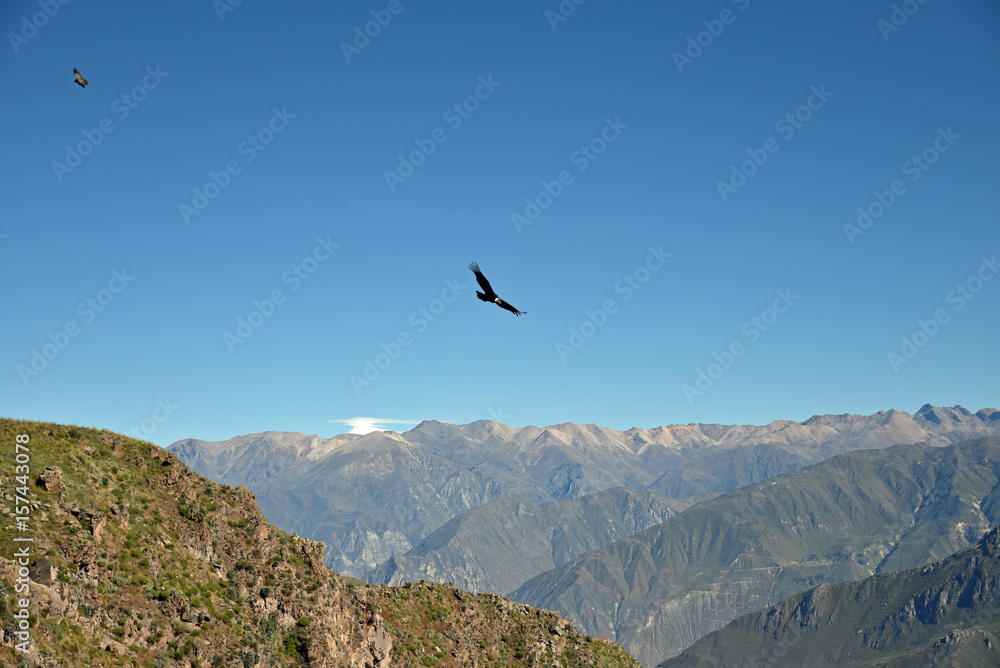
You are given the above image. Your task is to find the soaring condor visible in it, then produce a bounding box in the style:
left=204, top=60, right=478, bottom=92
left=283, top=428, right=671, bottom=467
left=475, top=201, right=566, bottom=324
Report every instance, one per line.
left=73, top=68, right=88, bottom=88
left=468, top=262, right=526, bottom=317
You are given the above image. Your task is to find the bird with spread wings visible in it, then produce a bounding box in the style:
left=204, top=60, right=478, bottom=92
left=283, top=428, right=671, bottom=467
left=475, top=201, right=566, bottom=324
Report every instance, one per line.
left=73, top=68, right=88, bottom=88
left=469, top=262, right=526, bottom=317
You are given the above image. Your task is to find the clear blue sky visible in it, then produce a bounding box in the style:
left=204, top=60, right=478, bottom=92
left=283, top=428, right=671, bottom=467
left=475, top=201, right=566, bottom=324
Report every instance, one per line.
left=3, top=0, right=998, bottom=445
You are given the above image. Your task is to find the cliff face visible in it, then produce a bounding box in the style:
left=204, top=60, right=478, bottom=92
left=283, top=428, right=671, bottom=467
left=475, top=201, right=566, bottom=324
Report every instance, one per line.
left=0, top=418, right=640, bottom=668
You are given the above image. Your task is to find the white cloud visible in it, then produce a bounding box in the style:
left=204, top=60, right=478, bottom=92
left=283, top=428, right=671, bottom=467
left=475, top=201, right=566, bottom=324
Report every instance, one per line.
left=328, top=417, right=428, bottom=435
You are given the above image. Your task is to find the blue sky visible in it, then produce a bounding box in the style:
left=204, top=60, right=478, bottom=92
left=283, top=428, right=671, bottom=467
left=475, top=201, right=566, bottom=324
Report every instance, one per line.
left=2, top=0, right=998, bottom=445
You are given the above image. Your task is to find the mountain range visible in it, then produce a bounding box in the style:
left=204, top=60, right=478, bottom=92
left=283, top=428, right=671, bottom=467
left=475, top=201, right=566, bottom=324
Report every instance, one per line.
left=169, top=405, right=1000, bottom=581
left=512, top=436, right=1000, bottom=666
left=167, top=405, right=1000, bottom=665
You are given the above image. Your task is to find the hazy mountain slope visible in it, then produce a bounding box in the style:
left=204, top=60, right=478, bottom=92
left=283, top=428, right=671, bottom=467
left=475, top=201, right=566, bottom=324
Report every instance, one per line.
left=252, top=430, right=509, bottom=575
left=660, top=526, right=1000, bottom=668
left=169, top=405, right=1000, bottom=578
left=644, top=405, right=998, bottom=498
left=512, top=437, right=1000, bottom=667
left=167, top=430, right=325, bottom=488
left=368, top=487, right=696, bottom=594
left=0, top=418, right=641, bottom=668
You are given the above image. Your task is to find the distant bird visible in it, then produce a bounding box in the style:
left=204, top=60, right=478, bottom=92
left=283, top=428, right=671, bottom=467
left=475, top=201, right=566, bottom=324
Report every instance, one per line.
left=469, top=262, right=526, bottom=317
left=73, top=68, right=88, bottom=88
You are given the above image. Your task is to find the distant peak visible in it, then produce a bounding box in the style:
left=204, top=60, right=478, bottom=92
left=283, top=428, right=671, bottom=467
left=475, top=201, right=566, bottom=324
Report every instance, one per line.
left=977, top=408, right=1000, bottom=422
left=980, top=525, right=1000, bottom=558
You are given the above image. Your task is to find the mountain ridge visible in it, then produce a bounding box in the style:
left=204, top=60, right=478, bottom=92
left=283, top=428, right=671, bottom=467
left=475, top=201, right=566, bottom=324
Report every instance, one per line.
left=366, top=487, right=697, bottom=594
left=511, top=435, right=1000, bottom=666
left=169, top=405, right=1000, bottom=579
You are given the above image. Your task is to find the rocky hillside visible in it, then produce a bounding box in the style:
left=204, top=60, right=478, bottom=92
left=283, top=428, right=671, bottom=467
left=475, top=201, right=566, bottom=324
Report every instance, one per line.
left=512, top=436, right=1000, bottom=667
left=0, top=418, right=640, bottom=668
left=660, top=526, right=1000, bottom=668
left=169, top=406, right=1000, bottom=579
left=368, top=487, right=696, bottom=594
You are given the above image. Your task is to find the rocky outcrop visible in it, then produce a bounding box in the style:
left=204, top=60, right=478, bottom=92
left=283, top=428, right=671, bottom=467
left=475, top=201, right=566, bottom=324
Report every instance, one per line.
left=36, top=466, right=64, bottom=493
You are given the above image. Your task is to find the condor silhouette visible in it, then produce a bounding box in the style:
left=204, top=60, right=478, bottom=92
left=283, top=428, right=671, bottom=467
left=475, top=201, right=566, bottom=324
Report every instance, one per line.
left=73, top=68, right=88, bottom=88
left=469, top=262, right=526, bottom=317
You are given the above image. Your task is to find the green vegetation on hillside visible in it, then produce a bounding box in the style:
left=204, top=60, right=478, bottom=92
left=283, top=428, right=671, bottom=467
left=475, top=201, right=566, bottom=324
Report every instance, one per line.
left=0, top=418, right=640, bottom=667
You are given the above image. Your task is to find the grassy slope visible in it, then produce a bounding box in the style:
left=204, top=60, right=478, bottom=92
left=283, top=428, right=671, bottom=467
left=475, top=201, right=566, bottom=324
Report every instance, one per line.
left=0, top=418, right=640, bottom=668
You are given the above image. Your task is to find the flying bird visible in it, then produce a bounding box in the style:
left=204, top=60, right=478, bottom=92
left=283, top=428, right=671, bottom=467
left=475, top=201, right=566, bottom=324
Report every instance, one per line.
left=469, top=262, right=526, bottom=317
left=73, top=68, right=88, bottom=88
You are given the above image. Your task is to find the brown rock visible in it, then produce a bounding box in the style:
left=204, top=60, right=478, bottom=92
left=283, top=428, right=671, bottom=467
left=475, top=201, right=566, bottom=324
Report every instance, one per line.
left=29, top=558, right=56, bottom=585
left=367, top=612, right=393, bottom=667
left=85, top=511, right=106, bottom=543
left=255, top=522, right=270, bottom=542
left=101, top=635, right=128, bottom=655
left=37, top=466, right=64, bottom=493
left=29, top=580, right=66, bottom=616
left=110, top=502, right=129, bottom=528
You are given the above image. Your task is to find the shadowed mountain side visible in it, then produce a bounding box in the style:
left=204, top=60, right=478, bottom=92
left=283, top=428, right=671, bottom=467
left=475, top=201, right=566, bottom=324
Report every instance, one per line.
left=367, top=487, right=698, bottom=594
left=512, top=437, right=1000, bottom=667
left=169, top=406, right=1000, bottom=578
left=660, top=526, right=1000, bottom=668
